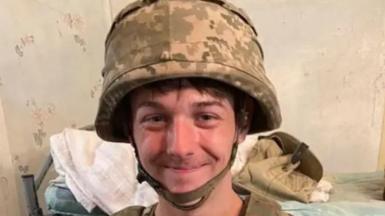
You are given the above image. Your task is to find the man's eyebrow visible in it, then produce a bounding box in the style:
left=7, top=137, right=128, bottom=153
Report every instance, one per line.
left=135, top=100, right=226, bottom=109
left=136, top=101, right=164, bottom=110
left=193, top=100, right=225, bottom=108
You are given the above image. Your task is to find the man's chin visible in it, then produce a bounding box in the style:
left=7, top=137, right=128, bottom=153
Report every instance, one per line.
left=161, top=169, right=205, bottom=189
left=165, top=178, right=207, bottom=194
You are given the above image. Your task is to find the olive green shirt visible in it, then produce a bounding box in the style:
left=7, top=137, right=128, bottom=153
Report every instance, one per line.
left=113, top=186, right=290, bottom=216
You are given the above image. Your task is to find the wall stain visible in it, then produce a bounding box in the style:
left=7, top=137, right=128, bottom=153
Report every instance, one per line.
left=26, top=99, right=56, bottom=146
left=56, top=13, right=87, bottom=52
left=18, top=165, right=29, bottom=174
left=74, top=34, right=87, bottom=52
left=90, top=78, right=103, bottom=98
left=12, top=155, right=28, bottom=175
left=12, top=154, right=29, bottom=174
left=0, top=76, right=3, bottom=86
left=0, top=177, right=9, bottom=201
left=14, top=35, right=35, bottom=57
left=15, top=45, right=23, bottom=57
left=13, top=155, right=19, bottom=163
left=62, top=13, right=84, bottom=32
left=33, top=128, right=47, bottom=147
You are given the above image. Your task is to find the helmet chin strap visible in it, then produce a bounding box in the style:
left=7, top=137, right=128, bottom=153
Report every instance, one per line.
left=136, top=143, right=239, bottom=211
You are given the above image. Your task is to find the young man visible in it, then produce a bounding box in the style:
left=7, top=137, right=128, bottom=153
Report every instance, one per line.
left=95, top=0, right=289, bottom=215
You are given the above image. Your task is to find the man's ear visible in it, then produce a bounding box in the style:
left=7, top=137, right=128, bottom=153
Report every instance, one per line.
left=236, top=96, right=254, bottom=143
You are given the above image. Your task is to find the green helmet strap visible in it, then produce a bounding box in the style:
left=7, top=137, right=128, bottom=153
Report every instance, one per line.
left=136, top=144, right=239, bottom=211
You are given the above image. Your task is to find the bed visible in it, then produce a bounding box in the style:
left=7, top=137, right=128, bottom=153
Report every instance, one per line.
left=280, top=171, right=385, bottom=216
left=41, top=171, right=385, bottom=216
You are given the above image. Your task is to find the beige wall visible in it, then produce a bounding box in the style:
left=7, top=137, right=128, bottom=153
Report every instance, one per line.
left=378, top=105, right=385, bottom=169
left=0, top=98, right=21, bottom=216
left=233, top=0, right=385, bottom=172
left=0, top=0, right=384, bottom=215
left=0, top=0, right=110, bottom=214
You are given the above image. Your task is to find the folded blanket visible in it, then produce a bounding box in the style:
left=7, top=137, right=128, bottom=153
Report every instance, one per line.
left=50, top=128, right=157, bottom=214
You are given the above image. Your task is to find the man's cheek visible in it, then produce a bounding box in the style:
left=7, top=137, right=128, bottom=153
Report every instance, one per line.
left=139, top=137, right=163, bottom=157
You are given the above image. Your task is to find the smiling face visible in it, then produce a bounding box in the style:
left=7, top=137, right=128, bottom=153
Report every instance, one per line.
left=129, top=80, right=246, bottom=193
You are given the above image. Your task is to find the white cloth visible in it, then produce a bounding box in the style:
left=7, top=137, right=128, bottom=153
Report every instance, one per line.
left=309, top=179, right=333, bottom=202
left=231, top=134, right=260, bottom=175
left=50, top=128, right=158, bottom=214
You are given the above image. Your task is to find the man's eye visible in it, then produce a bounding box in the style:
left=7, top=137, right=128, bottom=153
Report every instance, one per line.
left=197, top=114, right=216, bottom=121
left=195, top=113, right=221, bottom=128
left=143, top=115, right=165, bottom=123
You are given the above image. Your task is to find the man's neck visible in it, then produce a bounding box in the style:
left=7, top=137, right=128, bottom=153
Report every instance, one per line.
left=155, top=174, right=243, bottom=216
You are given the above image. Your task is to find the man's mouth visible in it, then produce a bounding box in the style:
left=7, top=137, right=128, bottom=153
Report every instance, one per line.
left=164, top=163, right=208, bottom=173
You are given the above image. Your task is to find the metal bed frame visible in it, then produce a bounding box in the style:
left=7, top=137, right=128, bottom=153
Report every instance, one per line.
left=21, top=125, right=94, bottom=216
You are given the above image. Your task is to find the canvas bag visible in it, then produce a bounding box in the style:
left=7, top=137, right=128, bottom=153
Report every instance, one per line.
left=233, top=132, right=323, bottom=203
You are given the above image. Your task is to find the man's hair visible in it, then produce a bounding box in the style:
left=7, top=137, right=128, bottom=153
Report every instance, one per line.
left=131, top=78, right=236, bottom=104
left=112, top=78, right=257, bottom=141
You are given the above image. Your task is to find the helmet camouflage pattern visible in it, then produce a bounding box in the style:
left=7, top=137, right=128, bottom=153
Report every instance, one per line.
left=95, top=0, right=281, bottom=142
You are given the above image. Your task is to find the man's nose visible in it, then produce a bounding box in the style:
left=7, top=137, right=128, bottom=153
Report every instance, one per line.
left=166, top=117, right=196, bottom=156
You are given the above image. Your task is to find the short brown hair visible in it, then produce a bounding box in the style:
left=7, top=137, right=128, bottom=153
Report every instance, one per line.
left=112, top=78, right=257, bottom=141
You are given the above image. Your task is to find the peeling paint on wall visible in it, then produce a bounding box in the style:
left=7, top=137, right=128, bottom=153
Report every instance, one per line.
left=90, top=78, right=102, bottom=98
left=17, top=165, right=29, bottom=174
left=12, top=155, right=29, bottom=174
left=33, top=128, right=47, bottom=147
left=74, top=34, right=87, bottom=52
left=55, top=13, right=85, bottom=37
left=14, top=35, right=35, bottom=57
left=26, top=99, right=56, bottom=146
left=62, top=13, right=85, bottom=32
left=56, top=13, right=88, bottom=52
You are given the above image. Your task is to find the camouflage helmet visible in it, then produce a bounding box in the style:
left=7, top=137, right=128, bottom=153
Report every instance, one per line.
left=95, top=0, right=281, bottom=142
